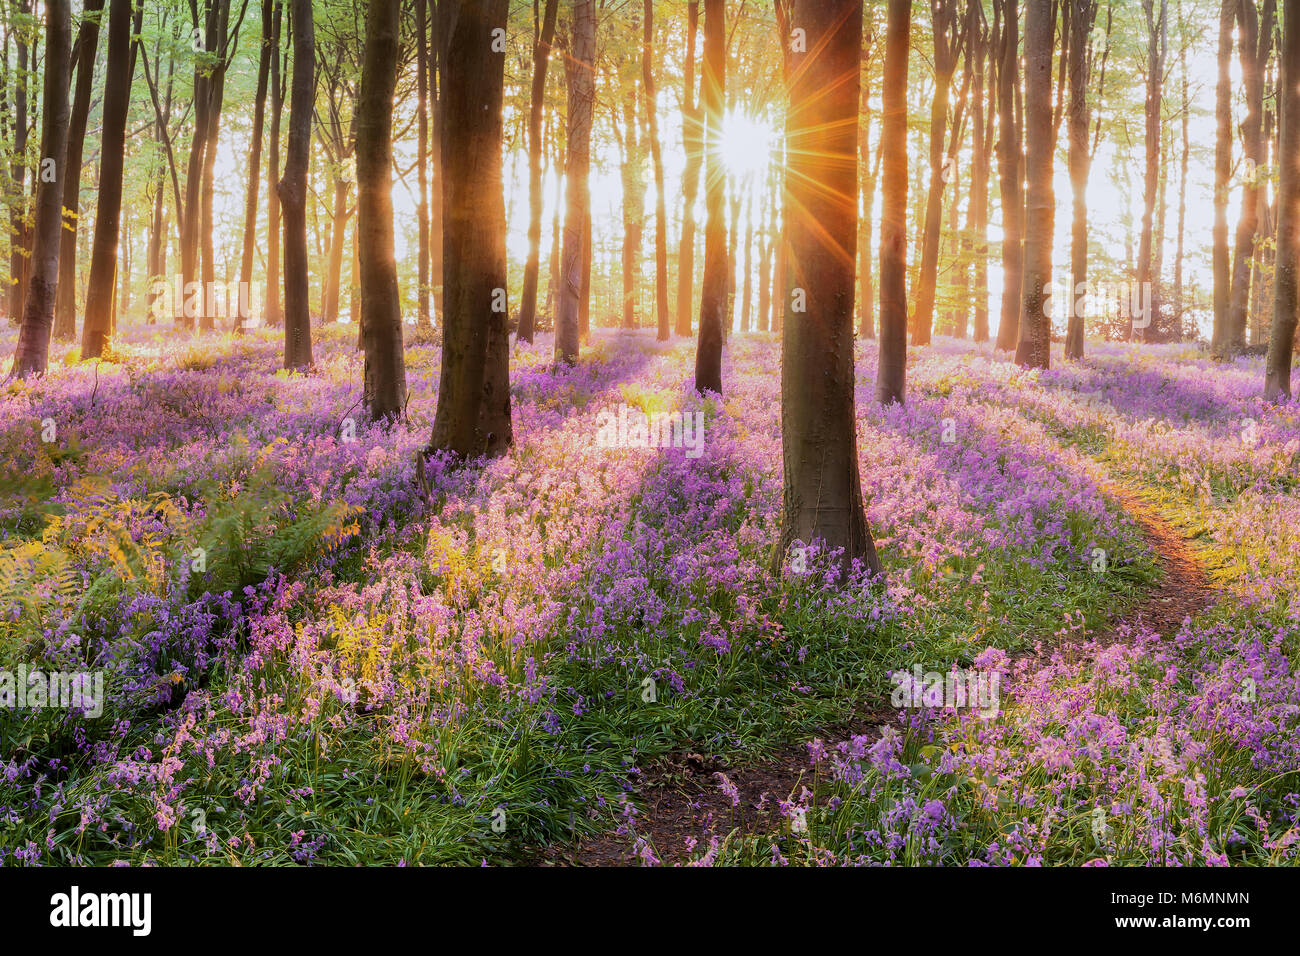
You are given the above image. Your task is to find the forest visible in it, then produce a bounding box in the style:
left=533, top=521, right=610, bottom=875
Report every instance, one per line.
left=0, top=0, right=1298, bottom=874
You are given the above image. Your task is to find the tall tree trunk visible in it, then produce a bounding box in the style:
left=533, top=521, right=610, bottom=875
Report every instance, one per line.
left=9, top=0, right=70, bottom=377
left=555, top=0, right=595, bottom=364
left=912, top=0, right=964, bottom=346
left=619, top=68, right=644, bottom=330
left=694, top=0, right=726, bottom=394
left=320, top=175, right=349, bottom=324
left=994, top=0, right=1024, bottom=351
left=198, top=7, right=229, bottom=332
left=1266, top=0, right=1300, bottom=397
left=1064, top=0, right=1098, bottom=359
left=146, top=47, right=174, bottom=325
left=80, top=0, right=135, bottom=361
left=675, top=1, right=701, bottom=337
left=237, top=0, right=274, bottom=333
left=1227, top=0, right=1274, bottom=351
left=266, top=0, right=284, bottom=328
left=428, top=0, right=512, bottom=458
left=877, top=0, right=910, bottom=403
left=968, top=0, right=992, bottom=344
left=416, top=0, right=431, bottom=328
left=645, top=0, right=669, bottom=340
left=357, top=0, right=405, bottom=420
left=516, top=0, right=558, bottom=344
left=279, top=0, right=314, bottom=369
left=1014, top=0, right=1053, bottom=368
left=856, top=79, right=874, bottom=339
left=741, top=178, right=754, bottom=332
left=778, top=0, right=881, bottom=581
left=7, top=0, right=30, bottom=323
left=1133, top=0, right=1165, bottom=342
left=1173, top=26, right=1189, bottom=336
left=53, top=0, right=106, bottom=341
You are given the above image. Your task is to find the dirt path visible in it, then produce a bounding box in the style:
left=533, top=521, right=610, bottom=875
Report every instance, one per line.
left=547, top=476, right=1216, bottom=866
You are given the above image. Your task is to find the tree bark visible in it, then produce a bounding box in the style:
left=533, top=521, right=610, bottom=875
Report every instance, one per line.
left=7, top=0, right=30, bottom=323
left=675, top=1, right=701, bottom=337
left=9, top=0, right=70, bottom=377
left=993, top=0, right=1024, bottom=352
left=516, top=0, right=559, bottom=344
left=694, top=0, right=726, bottom=395
left=53, top=0, right=106, bottom=341
left=427, top=0, right=513, bottom=459
left=80, top=0, right=136, bottom=360
left=1014, top=0, right=1053, bottom=369
left=644, top=0, right=669, bottom=341
left=778, top=0, right=881, bottom=581
left=1265, top=0, right=1300, bottom=397
left=266, top=0, right=284, bottom=328
left=1212, top=0, right=1235, bottom=357
left=555, top=0, right=595, bottom=365
left=279, top=0, right=314, bottom=369
left=1064, top=0, right=1099, bottom=359
left=237, top=0, right=274, bottom=333
left=357, top=0, right=405, bottom=420
left=877, top=0, right=910, bottom=404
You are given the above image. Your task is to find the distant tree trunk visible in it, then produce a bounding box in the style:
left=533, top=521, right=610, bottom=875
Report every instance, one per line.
left=53, top=0, right=106, bottom=341
left=429, top=3, right=446, bottom=324
left=1014, top=0, right=1053, bottom=369
left=1173, top=13, right=1189, bottom=335
left=266, top=0, right=284, bottom=328
left=619, top=68, right=644, bottom=330
left=993, top=0, right=1024, bottom=352
left=877, top=0, right=910, bottom=404
left=9, top=0, right=70, bottom=377
left=517, top=0, right=559, bottom=344
left=555, top=0, right=596, bottom=365
left=1227, top=0, right=1274, bottom=352
left=645, top=0, right=669, bottom=340
left=357, top=0, right=405, bottom=420
left=912, top=0, right=964, bottom=346
left=279, top=0, right=314, bottom=369
left=416, top=0, right=431, bottom=328
left=856, top=74, right=875, bottom=339
left=80, top=0, right=134, bottom=361
left=694, top=0, right=726, bottom=394
left=675, top=1, right=701, bottom=337
left=741, top=179, right=754, bottom=332
left=1266, top=0, right=1300, bottom=397
left=237, top=0, right=274, bottom=333
left=321, top=174, right=350, bottom=325
left=1064, top=0, right=1099, bottom=359
left=428, top=0, right=512, bottom=459
left=7, top=0, right=30, bottom=323
left=778, top=0, right=881, bottom=581
left=759, top=157, right=775, bottom=334
left=147, top=48, right=174, bottom=325
left=969, top=0, right=993, bottom=344
left=1132, top=0, right=1165, bottom=342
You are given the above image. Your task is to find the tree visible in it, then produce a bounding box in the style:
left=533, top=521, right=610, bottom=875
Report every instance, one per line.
left=516, top=0, right=559, bottom=344
left=416, top=0, right=431, bottom=328
left=1014, top=0, right=1053, bottom=369
left=1133, top=0, right=1169, bottom=342
left=356, top=0, right=405, bottom=420
left=644, top=0, right=669, bottom=341
left=80, top=0, right=136, bottom=361
left=911, top=0, right=967, bottom=346
left=675, top=0, right=701, bottom=337
left=1265, top=0, right=1300, bottom=398
left=877, top=0, right=910, bottom=404
left=968, top=0, right=994, bottom=344
left=52, top=0, right=106, bottom=341
left=267, top=0, right=284, bottom=328
left=9, top=0, right=70, bottom=378
left=237, top=0, right=275, bottom=333
left=693, top=0, right=726, bottom=395
left=1212, top=0, right=1235, bottom=357
left=427, top=0, right=513, bottom=459
left=280, top=0, right=314, bottom=369
left=555, top=0, right=596, bottom=365
left=1064, top=0, right=1102, bottom=360
left=7, top=0, right=31, bottom=325
left=777, top=0, right=881, bottom=581
left=993, top=0, right=1024, bottom=352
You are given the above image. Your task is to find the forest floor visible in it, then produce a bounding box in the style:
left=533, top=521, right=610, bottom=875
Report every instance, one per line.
left=2, top=326, right=1298, bottom=866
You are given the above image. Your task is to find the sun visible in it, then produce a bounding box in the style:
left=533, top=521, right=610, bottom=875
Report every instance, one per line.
left=719, top=110, right=778, bottom=179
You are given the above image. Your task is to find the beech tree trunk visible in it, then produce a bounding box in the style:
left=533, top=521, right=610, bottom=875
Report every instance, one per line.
left=1014, top=0, right=1053, bottom=369
left=993, top=0, right=1024, bottom=352
left=427, top=0, right=513, bottom=459
left=7, top=0, right=30, bottom=323
left=675, top=1, right=701, bottom=337
left=357, top=0, right=405, bottom=420
left=877, top=0, right=910, bottom=404
left=279, top=0, right=314, bottom=369
left=237, top=0, right=274, bottom=333
left=1265, top=0, right=1300, bottom=397
left=694, top=0, right=726, bottom=395
left=9, top=0, right=70, bottom=378
left=555, top=0, right=595, bottom=365
left=778, top=0, right=881, bottom=581
left=266, top=0, right=284, bottom=328
left=1064, top=0, right=1099, bottom=359
left=644, top=0, right=669, bottom=341
left=53, top=0, right=106, bottom=341
left=80, top=0, right=135, bottom=361
left=516, top=0, right=559, bottom=344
